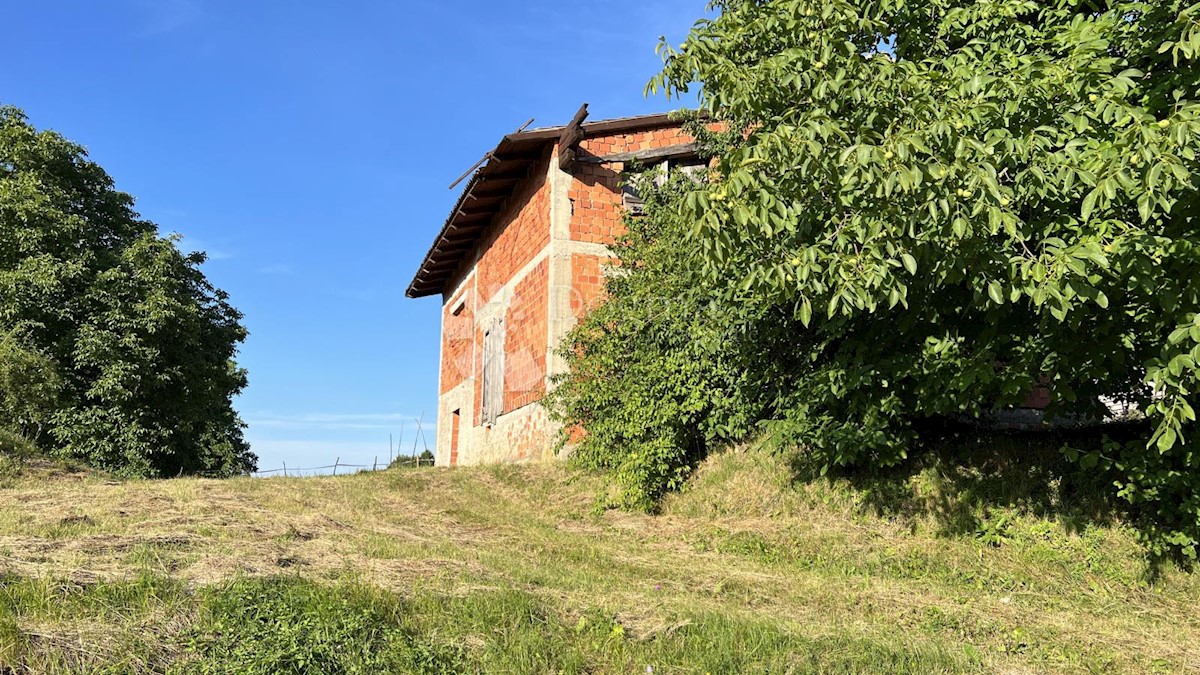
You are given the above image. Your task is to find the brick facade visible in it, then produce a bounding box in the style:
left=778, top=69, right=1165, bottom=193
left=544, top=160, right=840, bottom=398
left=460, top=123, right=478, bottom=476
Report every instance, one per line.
left=570, top=253, right=609, bottom=319
left=568, top=162, right=627, bottom=244
left=420, top=115, right=699, bottom=468
left=476, top=151, right=553, bottom=303
left=579, top=125, right=694, bottom=157
left=504, top=259, right=549, bottom=412
left=440, top=285, right=474, bottom=394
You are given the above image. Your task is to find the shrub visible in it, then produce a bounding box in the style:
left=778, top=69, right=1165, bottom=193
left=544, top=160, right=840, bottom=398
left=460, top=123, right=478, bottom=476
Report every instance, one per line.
left=546, top=164, right=762, bottom=509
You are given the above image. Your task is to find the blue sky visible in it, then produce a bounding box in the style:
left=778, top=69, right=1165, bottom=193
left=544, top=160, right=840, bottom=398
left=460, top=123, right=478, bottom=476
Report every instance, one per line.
left=0, top=0, right=704, bottom=472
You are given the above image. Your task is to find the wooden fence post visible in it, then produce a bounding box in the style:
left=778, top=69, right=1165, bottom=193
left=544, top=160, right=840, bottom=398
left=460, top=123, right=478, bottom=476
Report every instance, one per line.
left=333, top=457, right=340, bottom=476
left=283, top=461, right=287, bottom=478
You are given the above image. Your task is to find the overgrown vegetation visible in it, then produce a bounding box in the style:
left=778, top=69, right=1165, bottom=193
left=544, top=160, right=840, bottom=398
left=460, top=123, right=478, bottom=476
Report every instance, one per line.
left=547, top=169, right=761, bottom=509
left=0, top=105, right=253, bottom=477
left=555, top=0, right=1200, bottom=560
left=0, top=453, right=1196, bottom=672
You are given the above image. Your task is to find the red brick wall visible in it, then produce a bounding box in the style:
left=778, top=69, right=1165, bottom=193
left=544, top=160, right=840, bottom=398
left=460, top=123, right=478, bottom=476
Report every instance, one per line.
left=440, top=284, right=475, bottom=394
left=568, top=162, right=627, bottom=245
left=442, top=148, right=555, bottom=427
left=504, top=259, right=549, bottom=412
left=579, top=126, right=694, bottom=158
left=476, top=150, right=553, bottom=304
left=569, top=125, right=697, bottom=245
left=449, top=410, right=461, bottom=467
left=570, top=254, right=609, bottom=319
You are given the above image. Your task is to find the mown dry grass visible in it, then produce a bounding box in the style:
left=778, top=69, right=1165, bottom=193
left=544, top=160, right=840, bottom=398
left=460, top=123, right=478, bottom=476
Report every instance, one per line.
left=0, top=445, right=1198, bottom=673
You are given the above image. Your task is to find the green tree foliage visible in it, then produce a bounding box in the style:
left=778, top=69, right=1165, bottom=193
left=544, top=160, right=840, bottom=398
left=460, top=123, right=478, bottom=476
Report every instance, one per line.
left=637, top=0, right=1200, bottom=558
left=0, top=105, right=254, bottom=477
left=0, top=328, right=61, bottom=440
left=547, top=167, right=761, bottom=509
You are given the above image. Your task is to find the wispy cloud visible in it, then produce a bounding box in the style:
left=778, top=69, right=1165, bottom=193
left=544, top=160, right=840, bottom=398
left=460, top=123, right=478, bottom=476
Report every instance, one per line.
left=129, top=0, right=203, bottom=36
left=245, top=412, right=426, bottom=431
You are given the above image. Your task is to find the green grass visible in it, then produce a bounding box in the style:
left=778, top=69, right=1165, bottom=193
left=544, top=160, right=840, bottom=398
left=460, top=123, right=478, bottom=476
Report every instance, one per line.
left=0, top=439, right=1197, bottom=673
left=0, top=575, right=972, bottom=674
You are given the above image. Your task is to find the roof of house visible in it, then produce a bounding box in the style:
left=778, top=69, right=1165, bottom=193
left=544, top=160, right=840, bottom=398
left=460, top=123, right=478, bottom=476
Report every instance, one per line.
left=405, top=110, right=686, bottom=299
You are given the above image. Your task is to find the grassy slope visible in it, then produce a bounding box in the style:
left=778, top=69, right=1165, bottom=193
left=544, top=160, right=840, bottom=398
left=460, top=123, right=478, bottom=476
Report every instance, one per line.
left=0, top=445, right=1197, bottom=674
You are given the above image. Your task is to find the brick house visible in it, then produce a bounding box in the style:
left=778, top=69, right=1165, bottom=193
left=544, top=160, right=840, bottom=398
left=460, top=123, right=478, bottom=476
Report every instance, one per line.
left=406, top=106, right=702, bottom=467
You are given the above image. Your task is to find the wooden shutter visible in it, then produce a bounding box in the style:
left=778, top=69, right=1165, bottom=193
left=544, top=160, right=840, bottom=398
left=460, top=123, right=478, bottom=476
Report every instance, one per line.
left=621, top=183, right=645, bottom=216
left=481, top=316, right=506, bottom=425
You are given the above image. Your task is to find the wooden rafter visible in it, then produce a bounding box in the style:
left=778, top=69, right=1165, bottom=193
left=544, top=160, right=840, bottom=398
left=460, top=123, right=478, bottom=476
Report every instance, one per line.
left=556, top=103, right=589, bottom=171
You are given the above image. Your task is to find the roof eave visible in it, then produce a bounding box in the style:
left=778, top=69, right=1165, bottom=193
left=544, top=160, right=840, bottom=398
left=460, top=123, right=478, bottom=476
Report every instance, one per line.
left=406, top=111, right=689, bottom=300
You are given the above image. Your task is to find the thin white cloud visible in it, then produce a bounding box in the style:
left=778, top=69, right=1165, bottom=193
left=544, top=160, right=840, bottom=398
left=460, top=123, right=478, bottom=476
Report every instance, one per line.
left=245, top=412, right=428, bottom=431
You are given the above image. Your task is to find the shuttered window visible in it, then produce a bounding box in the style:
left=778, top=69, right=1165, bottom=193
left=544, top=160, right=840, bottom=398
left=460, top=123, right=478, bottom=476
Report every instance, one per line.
left=621, top=183, right=645, bottom=216
left=481, top=316, right=505, bottom=425
left=622, top=159, right=706, bottom=215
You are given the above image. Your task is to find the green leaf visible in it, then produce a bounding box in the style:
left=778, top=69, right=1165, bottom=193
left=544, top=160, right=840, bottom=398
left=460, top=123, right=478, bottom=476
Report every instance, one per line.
left=987, top=281, right=1004, bottom=305
left=901, top=253, right=917, bottom=276
left=1158, top=427, right=1178, bottom=453
left=1081, top=190, right=1098, bottom=222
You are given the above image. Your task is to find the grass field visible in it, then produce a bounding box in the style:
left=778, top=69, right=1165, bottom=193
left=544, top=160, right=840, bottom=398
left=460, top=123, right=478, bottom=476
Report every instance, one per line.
left=0, top=441, right=1197, bottom=673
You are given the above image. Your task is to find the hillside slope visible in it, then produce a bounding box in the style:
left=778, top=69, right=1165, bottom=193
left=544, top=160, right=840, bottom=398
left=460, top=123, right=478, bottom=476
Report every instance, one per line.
left=0, top=446, right=1197, bottom=673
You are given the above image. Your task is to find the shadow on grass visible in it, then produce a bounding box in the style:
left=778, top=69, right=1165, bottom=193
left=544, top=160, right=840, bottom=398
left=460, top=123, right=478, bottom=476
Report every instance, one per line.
left=787, top=418, right=1149, bottom=541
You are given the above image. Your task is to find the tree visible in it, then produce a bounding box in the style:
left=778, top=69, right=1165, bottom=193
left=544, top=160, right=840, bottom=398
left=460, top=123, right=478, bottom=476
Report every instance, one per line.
left=634, top=1, right=1200, bottom=558
left=0, top=105, right=255, bottom=477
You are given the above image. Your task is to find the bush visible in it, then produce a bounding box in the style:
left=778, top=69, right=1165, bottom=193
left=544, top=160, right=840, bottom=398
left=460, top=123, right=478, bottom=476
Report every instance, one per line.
left=547, top=163, right=762, bottom=509
left=389, top=449, right=435, bottom=469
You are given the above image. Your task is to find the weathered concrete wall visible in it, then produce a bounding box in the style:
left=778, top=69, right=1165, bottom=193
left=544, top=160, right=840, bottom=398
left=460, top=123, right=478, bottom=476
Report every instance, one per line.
left=436, top=378, right=556, bottom=467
